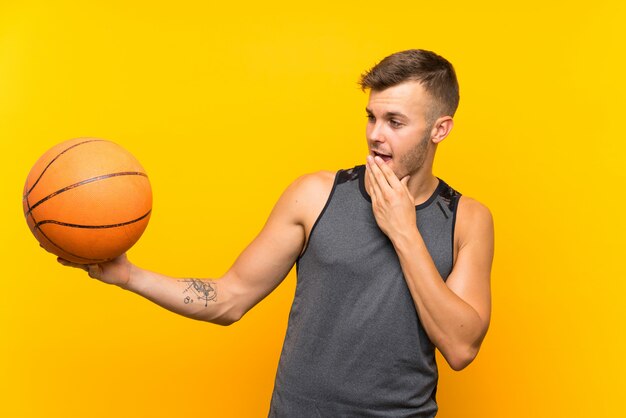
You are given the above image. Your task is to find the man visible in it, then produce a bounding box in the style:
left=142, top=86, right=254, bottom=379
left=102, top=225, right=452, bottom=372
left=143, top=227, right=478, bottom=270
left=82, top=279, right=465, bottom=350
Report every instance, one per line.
left=60, top=49, right=494, bottom=417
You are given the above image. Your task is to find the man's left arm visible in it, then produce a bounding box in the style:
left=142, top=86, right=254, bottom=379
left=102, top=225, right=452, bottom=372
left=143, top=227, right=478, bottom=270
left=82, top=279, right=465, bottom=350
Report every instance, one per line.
left=366, top=156, right=494, bottom=371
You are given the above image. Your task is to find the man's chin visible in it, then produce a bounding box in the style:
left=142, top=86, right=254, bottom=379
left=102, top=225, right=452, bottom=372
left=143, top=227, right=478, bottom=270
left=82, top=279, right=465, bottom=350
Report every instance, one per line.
left=391, top=166, right=408, bottom=180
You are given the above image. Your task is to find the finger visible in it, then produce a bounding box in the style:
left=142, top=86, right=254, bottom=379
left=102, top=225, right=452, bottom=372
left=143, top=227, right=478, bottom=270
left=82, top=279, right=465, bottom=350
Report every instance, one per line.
left=366, top=156, right=384, bottom=188
left=373, top=156, right=402, bottom=189
left=400, top=176, right=414, bottom=202
left=365, top=161, right=377, bottom=200
left=366, top=158, right=382, bottom=200
left=400, top=175, right=410, bottom=189
left=368, top=156, right=393, bottom=193
left=86, top=264, right=102, bottom=279
left=57, top=257, right=90, bottom=272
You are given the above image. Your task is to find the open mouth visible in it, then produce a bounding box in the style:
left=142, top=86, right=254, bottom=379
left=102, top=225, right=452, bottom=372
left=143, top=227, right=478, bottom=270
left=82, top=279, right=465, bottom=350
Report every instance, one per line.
left=372, top=151, right=392, bottom=162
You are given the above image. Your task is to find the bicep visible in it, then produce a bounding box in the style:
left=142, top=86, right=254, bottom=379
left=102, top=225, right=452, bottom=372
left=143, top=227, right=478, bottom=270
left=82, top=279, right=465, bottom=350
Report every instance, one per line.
left=223, top=189, right=304, bottom=312
left=219, top=176, right=313, bottom=317
left=230, top=207, right=304, bottom=301
left=446, top=200, right=495, bottom=336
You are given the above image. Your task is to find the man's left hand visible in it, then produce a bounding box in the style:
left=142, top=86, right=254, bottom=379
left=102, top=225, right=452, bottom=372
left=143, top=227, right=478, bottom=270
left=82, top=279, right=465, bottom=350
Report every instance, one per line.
left=365, top=155, right=416, bottom=241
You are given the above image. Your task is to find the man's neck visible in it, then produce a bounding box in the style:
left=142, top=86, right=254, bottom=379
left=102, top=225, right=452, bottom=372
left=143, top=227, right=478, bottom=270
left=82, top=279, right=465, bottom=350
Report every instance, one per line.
left=406, top=171, right=439, bottom=206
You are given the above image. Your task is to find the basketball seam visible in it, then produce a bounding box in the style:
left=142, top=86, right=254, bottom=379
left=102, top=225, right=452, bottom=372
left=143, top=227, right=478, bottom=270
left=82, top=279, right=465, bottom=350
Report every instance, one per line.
left=33, top=224, right=110, bottom=263
left=24, top=171, right=148, bottom=217
left=23, top=139, right=106, bottom=200
left=35, top=209, right=151, bottom=229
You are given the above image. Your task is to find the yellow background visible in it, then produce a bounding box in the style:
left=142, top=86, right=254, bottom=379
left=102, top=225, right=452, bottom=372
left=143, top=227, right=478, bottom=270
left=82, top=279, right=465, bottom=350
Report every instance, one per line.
left=1, top=1, right=624, bottom=417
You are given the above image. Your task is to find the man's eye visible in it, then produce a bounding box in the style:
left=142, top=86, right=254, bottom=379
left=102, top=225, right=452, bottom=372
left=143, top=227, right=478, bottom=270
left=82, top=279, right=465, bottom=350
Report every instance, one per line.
left=389, top=120, right=402, bottom=128
left=366, top=114, right=375, bottom=122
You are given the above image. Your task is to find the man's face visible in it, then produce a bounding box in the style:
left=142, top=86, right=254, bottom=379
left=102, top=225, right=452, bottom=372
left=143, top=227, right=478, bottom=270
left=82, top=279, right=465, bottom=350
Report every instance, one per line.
left=365, top=81, right=436, bottom=179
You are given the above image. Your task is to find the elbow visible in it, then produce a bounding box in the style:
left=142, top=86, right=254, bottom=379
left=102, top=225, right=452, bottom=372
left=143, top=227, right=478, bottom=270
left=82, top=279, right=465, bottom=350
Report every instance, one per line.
left=212, top=309, right=243, bottom=326
left=197, top=280, right=246, bottom=326
left=448, top=357, right=472, bottom=372
left=446, top=344, right=479, bottom=372
left=203, top=302, right=246, bottom=326
left=443, top=325, right=488, bottom=371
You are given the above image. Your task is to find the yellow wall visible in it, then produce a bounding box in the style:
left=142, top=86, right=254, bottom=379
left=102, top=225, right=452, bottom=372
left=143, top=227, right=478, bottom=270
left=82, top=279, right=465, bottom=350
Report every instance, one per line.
left=1, top=1, right=624, bottom=416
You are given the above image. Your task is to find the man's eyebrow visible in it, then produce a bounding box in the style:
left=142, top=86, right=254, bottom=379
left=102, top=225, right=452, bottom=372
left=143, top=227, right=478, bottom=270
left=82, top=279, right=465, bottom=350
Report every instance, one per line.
left=365, top=108, right=408, bottom=119
left=384, top=111, right=408, bottom=119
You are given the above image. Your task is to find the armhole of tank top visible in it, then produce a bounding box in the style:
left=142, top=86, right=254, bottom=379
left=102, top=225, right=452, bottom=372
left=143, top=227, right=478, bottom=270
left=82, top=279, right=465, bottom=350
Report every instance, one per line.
left=296, top=169, right=341, bottom=264
left=451, top=194, right=462, bottom=267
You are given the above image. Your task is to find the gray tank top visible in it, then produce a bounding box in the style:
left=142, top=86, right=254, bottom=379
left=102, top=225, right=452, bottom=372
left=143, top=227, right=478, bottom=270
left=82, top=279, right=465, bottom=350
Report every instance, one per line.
left=269, top=165, right=461, bottom=417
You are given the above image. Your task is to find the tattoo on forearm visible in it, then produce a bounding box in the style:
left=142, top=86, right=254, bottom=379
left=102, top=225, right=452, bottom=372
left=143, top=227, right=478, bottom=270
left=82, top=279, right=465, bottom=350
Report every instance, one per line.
left=179, top=278, right=217, bottom=307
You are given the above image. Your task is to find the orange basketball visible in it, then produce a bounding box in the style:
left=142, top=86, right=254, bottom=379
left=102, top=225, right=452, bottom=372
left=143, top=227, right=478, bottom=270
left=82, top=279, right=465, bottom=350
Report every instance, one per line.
left=23, top=138, right=152, bottom=264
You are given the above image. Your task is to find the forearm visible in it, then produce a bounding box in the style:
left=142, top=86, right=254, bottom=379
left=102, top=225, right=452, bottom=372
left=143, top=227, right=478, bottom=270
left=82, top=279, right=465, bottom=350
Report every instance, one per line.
left=392, top=230, right=483, bottom=370
left=120, top=264, right=239, bottom=326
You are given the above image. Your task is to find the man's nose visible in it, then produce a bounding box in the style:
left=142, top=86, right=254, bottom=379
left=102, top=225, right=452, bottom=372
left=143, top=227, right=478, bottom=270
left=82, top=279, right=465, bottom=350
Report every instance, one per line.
left=369, top=122, right=386, bottom=143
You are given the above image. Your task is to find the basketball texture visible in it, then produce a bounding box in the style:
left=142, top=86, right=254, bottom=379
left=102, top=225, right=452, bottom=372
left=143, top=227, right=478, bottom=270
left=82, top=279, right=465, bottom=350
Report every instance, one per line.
left=23, top=138, right=152, bottom=264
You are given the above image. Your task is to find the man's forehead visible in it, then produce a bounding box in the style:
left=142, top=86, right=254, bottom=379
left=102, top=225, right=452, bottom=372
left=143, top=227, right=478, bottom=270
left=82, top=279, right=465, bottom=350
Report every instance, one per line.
left=367, top=81, right=431, bottom=114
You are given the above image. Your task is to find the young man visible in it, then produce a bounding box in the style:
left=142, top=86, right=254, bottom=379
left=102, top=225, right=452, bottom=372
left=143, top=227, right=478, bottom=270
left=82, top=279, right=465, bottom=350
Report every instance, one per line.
left=60, top=49, right=494, bottom=417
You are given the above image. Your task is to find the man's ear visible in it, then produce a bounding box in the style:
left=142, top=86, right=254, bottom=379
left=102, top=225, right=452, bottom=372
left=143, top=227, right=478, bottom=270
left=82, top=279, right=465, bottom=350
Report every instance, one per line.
left=430, top=116, right=454, bottom=144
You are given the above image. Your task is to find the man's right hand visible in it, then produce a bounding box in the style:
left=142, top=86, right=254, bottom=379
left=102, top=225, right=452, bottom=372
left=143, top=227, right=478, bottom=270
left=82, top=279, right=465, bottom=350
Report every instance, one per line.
left=57, top=253, right=132, bottom=288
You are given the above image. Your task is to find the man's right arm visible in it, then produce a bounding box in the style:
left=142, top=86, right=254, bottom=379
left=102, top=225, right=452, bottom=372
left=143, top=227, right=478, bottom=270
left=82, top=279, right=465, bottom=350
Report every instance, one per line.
left=58, top=172, right=334, bottom=326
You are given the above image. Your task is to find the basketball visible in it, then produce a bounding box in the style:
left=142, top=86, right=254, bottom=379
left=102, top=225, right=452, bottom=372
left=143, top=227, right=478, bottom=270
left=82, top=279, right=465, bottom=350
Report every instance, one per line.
left=23, top=138, right=152, bottom=264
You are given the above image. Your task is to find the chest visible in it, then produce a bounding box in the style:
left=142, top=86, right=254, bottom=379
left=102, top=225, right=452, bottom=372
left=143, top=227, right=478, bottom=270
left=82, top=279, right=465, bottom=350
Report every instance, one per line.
left=301, top=191, right=455, bottom=281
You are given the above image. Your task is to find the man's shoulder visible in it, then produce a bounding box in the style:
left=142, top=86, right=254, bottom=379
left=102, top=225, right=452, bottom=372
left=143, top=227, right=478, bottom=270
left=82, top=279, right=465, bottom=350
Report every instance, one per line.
left=290, top=170, right=336, bottom=196
left=456, top=195, right=494, bottom=245
left=279, top=170, right=337, bottom=229
left=457, top=195, right=491, bottom=217
left=277, top=170, right=336, bottom=216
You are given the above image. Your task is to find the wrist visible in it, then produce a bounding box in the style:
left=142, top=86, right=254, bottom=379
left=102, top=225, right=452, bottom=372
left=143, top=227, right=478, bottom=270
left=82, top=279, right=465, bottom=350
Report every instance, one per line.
left=391, top=227, right=423, bottom=252
left=118, top=262, right=136, bottom=291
